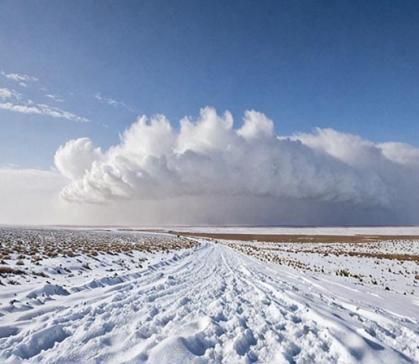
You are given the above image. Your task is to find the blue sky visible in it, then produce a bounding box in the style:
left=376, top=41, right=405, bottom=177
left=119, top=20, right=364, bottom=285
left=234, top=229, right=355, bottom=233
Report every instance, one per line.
left=1, top=0, right=419, bottom=169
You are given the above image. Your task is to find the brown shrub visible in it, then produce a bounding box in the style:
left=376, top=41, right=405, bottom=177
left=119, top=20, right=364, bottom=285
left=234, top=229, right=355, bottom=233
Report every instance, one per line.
left=0, top=266, right=25, bottom=275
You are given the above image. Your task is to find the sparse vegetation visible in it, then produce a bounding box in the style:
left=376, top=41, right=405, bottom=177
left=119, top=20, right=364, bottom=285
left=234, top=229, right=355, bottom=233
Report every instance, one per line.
left=0, top=227, right=197, bottom=286
left=0, top=266, right=25, bottom=275
left=216, top=236, right=418, bottom=295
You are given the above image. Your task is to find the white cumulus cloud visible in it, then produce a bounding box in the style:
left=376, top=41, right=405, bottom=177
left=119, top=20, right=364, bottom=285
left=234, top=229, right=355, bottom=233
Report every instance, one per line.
left=1, top=107, right=419, bottom=225
left=53, top=107, right=419, bottom=225
left=55, top=138, right=104, bottom=180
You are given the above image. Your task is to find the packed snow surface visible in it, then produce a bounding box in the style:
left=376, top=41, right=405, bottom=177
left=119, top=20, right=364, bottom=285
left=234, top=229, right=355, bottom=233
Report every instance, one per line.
left=0, top=235, right=418, bottom=363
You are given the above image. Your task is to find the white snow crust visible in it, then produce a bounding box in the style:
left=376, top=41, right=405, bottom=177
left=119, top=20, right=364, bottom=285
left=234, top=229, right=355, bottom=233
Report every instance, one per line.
left=0, top=230, right=418, bottom=363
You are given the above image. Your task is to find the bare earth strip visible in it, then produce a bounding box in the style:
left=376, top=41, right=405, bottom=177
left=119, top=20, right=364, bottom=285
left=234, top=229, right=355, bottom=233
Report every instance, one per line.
left=168, top=231, right=419, bottom=244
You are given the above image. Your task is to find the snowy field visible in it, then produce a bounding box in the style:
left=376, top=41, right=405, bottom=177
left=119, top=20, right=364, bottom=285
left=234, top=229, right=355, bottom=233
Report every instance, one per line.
left=0, top=227, right=418, bottom=363
left=168, top=226, right=419, bottom=236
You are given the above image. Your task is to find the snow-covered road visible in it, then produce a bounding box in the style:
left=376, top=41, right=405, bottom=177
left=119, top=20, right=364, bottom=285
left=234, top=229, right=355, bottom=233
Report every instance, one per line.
left=1, top=241, right=418, bottom=363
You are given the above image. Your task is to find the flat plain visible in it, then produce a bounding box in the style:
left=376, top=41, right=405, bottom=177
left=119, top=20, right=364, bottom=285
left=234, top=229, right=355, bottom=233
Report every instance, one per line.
left=0, top=226, right=417, bottom=363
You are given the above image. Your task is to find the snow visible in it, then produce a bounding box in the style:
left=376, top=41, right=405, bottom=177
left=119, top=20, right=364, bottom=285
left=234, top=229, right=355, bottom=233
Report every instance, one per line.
left=224, top=239, right=419, bottom=295
left=0, top=229, right=418, bottom=363
left=169, top=226, right=419, bottom=236
left=26, top=284, right=70, bottom=299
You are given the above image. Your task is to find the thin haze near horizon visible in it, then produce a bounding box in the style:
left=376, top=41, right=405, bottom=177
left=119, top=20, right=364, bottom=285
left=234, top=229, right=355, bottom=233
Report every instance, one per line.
left=1, top=0, right=419, bottom=226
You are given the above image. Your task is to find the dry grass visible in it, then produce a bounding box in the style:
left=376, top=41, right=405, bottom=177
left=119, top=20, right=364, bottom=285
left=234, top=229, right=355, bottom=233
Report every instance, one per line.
left=0, top=227, right=197, bottom=264
left=171, top=231, right=419, bottom=244
left=0, top=266, right=25, bottom=275
left=262, top=247, right=419, bottom=263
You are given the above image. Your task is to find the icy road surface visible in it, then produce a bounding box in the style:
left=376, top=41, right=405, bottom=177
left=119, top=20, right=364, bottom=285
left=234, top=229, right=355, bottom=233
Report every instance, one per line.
left=0, top=242, right=418, bottom=363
